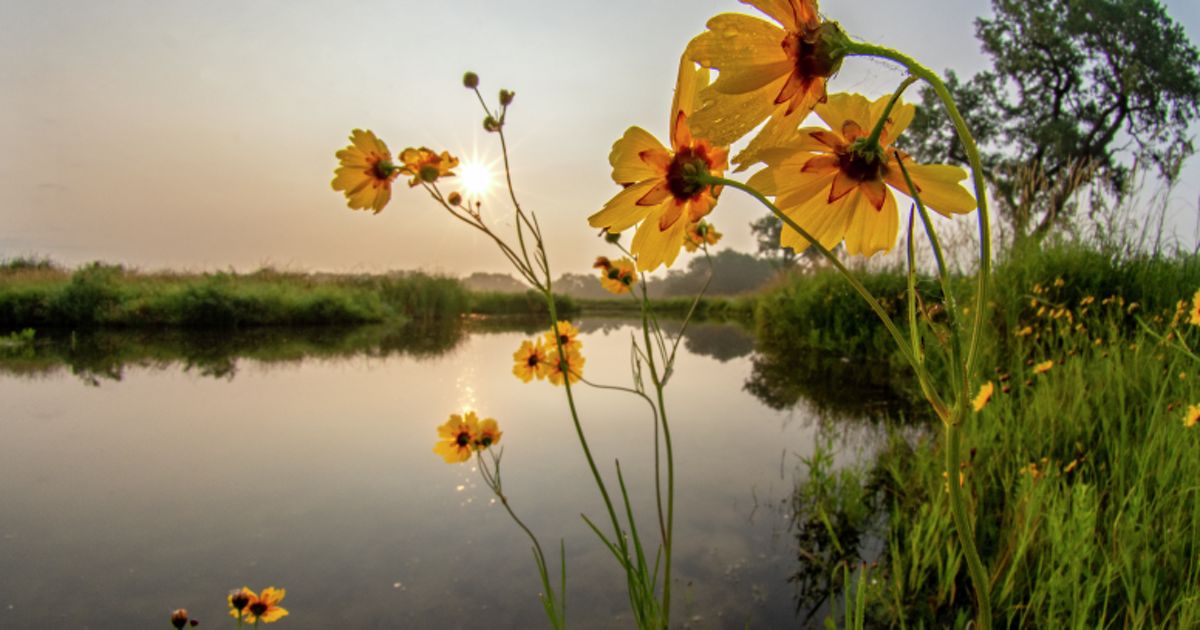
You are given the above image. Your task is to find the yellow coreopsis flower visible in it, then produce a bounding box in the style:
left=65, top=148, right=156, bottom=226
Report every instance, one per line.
left=243, top=587, right=289, bottom=624
left=1190, top=289, right=1200, bottom=325
left=433, top=412, right=481, bottom=464
left=475, top=417, right=502, bottom=449
left=545, top=320, right=582, bottom=351
left=512, top=339, right=550, bottom=383
left=399, top=147, right=459, bottom=187
left=1184, top=404, right=1200, bottom=428
left=589, top=58, right=729, bottom=271
left=972, top=381, right=994, bottom=412
left=746, top=93, right=977, bottom=257
left=547, top=347, right=585, bottom=386
left=683, top=220, right=722, bottom=252
left=228, top=587, right=254, bottom=620
left=1032, top=360, right=1055, bottom=375
left=332, top=129, right=400, bottom=213
left=685, top=0, right=846, bottom=169
left=594, top=257, right=638, bottom=295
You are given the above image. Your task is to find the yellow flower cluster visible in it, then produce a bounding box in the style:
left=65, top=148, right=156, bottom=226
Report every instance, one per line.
left=594, top=256, right=638, bottom=295
left=332, top=130, right=458, bottom=213
left=433, top=411, right=503, bottom=464
left=228, top=586, right=288, bottom=625
left=587, top=0, right=976, bottom=270
left=511, top=320, right=585, bottom=386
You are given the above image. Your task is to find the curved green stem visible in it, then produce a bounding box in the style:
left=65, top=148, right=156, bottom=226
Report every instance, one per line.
left=637, top=280, right=675, bottom=628
left=846, top=40, right=994, bottom=629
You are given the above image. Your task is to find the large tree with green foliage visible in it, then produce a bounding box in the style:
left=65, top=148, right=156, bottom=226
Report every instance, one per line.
left=902, top=0, right=1200, bottom=244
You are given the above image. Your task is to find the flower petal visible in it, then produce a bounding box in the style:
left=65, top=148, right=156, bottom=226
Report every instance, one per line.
left=589, top=179, right=661, bottom=232
left=687, top=14, right=789, bottom=77
left=779, top=188, right=855, bottom=254
left=610, top=127, right=668, bottom=184
left=632, top=203, right=690, bottom=271
left=891, top=161, right=977, bottom=216
left=842, top=188, right=899, bottom=257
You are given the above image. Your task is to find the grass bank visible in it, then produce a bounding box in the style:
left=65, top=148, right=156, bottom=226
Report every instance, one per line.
left=768, top=244, right=1200, bottom=627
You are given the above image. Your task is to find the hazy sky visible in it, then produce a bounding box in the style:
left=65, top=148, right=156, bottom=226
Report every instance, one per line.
left=2, top=0, right=1198, bottom=276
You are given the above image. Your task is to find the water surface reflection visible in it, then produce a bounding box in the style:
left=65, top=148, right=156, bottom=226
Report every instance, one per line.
left=0, top=319, right=898, bottom=628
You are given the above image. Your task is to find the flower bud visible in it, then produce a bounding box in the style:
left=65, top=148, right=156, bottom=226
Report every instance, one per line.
left=499, top=89, right=515, bottom=106
left=603, top=231, right=622, bottom=244
left=462, top=72, right=479, bottom=89
left=447, top=191, right=463, bottom=206
left=483, top=116, right=501, bottom=132
left=170, top=609, right=190, bottom=629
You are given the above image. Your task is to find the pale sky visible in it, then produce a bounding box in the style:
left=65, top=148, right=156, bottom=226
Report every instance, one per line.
left=2, top=0, right=1198, bottom=276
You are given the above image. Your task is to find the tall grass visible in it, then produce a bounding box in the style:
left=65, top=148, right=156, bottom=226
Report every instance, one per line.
left=776, top=244, right=1200, bottom=626
left=0, top=263, right=472, bottom=329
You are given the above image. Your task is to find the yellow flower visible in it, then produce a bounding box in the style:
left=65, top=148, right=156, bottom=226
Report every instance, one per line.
left=332, top=129, right=399, bottom=213
left=589, top=58, right=729, bottom=271
left=476, top=417, right=502, bottom=449
left=398, top=147, right=459, bottom=187
left=1032, top=359, right=1054, bottom=375
left=545, top=320, right=582, bottom=351
left=547, top=347, right=585, bottom=386
left=1190, top=290, right=1200, bottom=325
left=228, top=587, right=255, bottom=620
left=512, top=339, right=550, bottom=383
left=1080, top=296, right=1095, bottom=306
left=746, top=93, right=977, bottom=257
left=594, top=257, right=638, bottom=295
left=686, top=0, right=844, bottom=168
left=433, top=412, right=481, bottom=464
left=1015, top=326, right=1033, bottom=337
left=972, top=381, right=994, bottom=412
left=683, top=220, right=722, bottom=252
left=1185, top=404, right=1200, bottom=428
left=243, top=587, right=289, bottom=624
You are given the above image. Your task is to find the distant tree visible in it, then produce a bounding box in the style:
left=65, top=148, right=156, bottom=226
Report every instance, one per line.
left=750, top=213, right=837, bottom=268
left=652, top=249, right=779, bottom=297
left=901, top=0, right=1200, bottom=245
left=461, top=272, right=526, bottom=293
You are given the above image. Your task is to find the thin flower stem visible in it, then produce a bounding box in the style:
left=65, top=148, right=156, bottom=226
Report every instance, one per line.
left=637, top=289, right=675, bottom=628
left=865, top=75, right=918, bottom=149
left=698, top=174, right=949, bottom=418
left=847, top=40, right=994, bottom=630
left=666, top=247, right=716, bottom=371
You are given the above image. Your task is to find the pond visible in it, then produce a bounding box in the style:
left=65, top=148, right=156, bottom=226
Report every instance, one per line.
left=0, top=318, right=902, bottom=628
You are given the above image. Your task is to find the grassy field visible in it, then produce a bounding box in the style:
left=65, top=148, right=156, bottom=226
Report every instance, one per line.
left=771, top=243, right=1200, bottom=627
left=0, top=259, right=583, bottom=329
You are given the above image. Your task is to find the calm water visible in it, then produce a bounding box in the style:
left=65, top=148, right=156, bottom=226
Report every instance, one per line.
left=0, top=319, right=893, bottom=628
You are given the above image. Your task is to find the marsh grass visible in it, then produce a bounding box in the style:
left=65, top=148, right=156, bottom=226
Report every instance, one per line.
left=780, top=244, right=1200, bottom=627
left=0, top=262, right=472, bottom=329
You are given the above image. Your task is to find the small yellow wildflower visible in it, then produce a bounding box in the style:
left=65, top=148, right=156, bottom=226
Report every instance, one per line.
left=398, top=147, right=459, bottom=187
left=433, top=412, right=480, bottom=464
left=332, top=129, right=399, bottom=213
left=594, top=256, right=638, bottom=294
left=1015, top=326, right=1033, bottom=337
left=243, top=587, right=288, bottom=625
left=512, top=339, right=549, bottom=383
left=547, top=347, right=585, bottom=386
left=683, top=220, right=722, bottom=252
left=1053, top=277, right=1065, bottom=288
left=1032, top=359, right=1054, bottom=375
left=1185, top=404, right=1200, bottom=428
left=545, top=320, right=582, bottom=351
left=972, top=381, right=994, bottom=412
left=228, top=587, right=254, bottom=621
left=1190, top=290, right=1200, bottom=325
left=475, top=417, right=502, bottom=449
left=1080, top=296, right=1095, bottom=306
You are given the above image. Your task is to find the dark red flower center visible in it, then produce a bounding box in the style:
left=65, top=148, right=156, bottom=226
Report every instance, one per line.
left=666, top=147, right=711, bottom=200
left=456, top=432, right=470, bottom=447
left=249, top=602, right=269, bottom=617
left=840, top=140, right=887, bottom=182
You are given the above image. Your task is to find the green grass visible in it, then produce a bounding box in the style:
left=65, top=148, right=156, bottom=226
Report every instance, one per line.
left=0, top=262, right=473, bottom=329
left=775, top=244, right=1200, bottom=627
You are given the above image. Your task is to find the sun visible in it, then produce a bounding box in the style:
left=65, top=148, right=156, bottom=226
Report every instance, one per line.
left=459, top=161, right=493, bottom=198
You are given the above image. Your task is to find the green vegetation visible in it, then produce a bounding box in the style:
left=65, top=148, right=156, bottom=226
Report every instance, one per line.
left=770, top=243, right=1200, bottom=627
left=0, top=260, right=471, bottom=329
